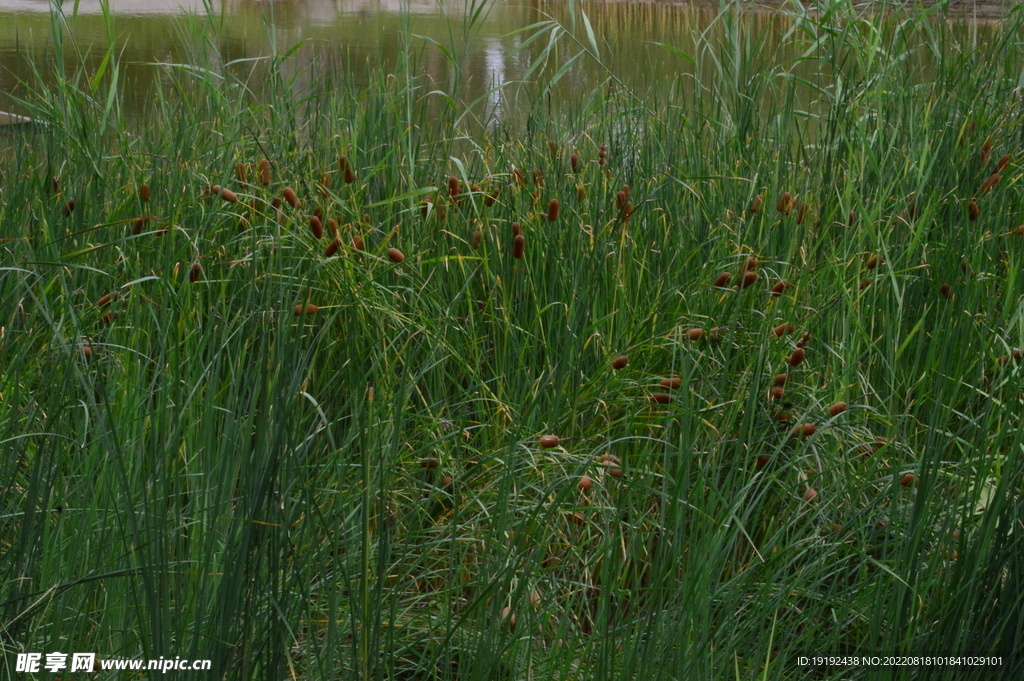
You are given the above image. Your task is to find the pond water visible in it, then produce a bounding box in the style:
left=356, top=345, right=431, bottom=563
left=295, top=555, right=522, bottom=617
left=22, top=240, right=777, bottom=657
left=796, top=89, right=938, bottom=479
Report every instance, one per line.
left=0, top=0, right=1001, bottom=124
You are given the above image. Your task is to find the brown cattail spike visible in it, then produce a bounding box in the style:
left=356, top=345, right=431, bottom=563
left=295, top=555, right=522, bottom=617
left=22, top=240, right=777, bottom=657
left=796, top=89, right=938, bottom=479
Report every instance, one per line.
left=860, top=280, right=872, bottom=290
left=940, top=284, right=952, bottom=299
left=548, top=140, right=557, bottom=160
left=804, top=487, right=818, bottom=502
left=829, top=402, right=847, bottom=417
left=218, top=187, right=237, bottom=203
left=139, top=183, right=151, bottom=202
left=260, top=158, right=271, bottom=186
left=769, top=386, right=785, bottom=400
left=770, top=280, right=791, bottom=297
left=713, top=272, right=732, bottom=288
left=848, top=210, right=857, bottom=227
left=741, top=256, right=758, bottom=273
left=866, top=255, right=879, bottom=270
left=325, top=240, right=340, bottom=258
left=612, top=355, right=628, bottom=370
left=282, top=187, right=298, bottom=208
left=777, top=192, right=792, bottom=213
left=571, top=153, right=580, bottom=172
left=448, top=176, right=461, bottom=202
left=789, top=348, right=807, bottom=366
left=539, top=435, right=560, bottom=448
left=996, top=154, right=1011, bottom=172
left=352, top=235, right=365, bottom=251
left=547, top=199, right=560, bottom=222
left=686, top=328, right=704, bottom=341
left=189, top=263, right=202, bottom=283
left=899, top=472, right=915, bottom=487
left=338, top=155, right=349, bottom=174
left=512, top=222, right=522, bottom=237
left=616, top=190, right=627, bottom=209
left=968, top=201, right=980, bottom=221
left=577, top=186, right=585, bottom=202
left=388, top=248, right=405, bottom=264
left=660, top=377, right=682, bottom=390
left=512, top=168, right=525, bottom=188
left=796, top=202, right=810, bottom=224
left=773, top=323, right=796, bottom=337
left=62, top=199, right=76, bottom=217
left=294, top=304, right=318, bottom=316
left=236, top=164, right=248, bottom=184
left=513, top=234, right=525, bottom=259
left=533, top=169, right=544, bottom=187
left=980, top=173, right=1001, bottom=194
left=650, top=393, right=672, bottom=404
left=750, top=194, right=763, bottom=213
left=795, top=423, right=816, bottom=437
left=578, top=475, right=592, bottom=492
left=344, top=166, right=355, bottom=184
left=310, top=216, right=323, bottom=240
left=319, top=172, right=331, bottom=196
left=740, top=271, right=758, bottom=288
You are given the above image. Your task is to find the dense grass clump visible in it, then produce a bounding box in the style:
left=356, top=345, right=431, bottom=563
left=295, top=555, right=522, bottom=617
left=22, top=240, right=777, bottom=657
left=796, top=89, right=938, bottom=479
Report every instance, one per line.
left=1, top=1, right=1024, bottom=679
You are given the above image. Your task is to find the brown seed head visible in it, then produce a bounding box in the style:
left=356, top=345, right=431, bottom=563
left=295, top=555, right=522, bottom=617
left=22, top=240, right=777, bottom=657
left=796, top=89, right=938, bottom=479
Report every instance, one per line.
left=899, top=472, right=915, bottom=487
left=62, top=199, right=76, bottom=217
left=794, top=422, right=816, bottom=437
left=939, top=284, right=952, bottom=299
left=512, top=168, right=526, bottom=188
left=739, top=271, right=758, bottom=289
left=310, top=216, right=323, bottom=240
left=769, top=386, right=785, bottom=400
left=770, top=280, right=792, bottom=297
left=828, top=401, right=847, bottom=417
left=968, top=200, right=980, bottom=221
left=533, top=169, right=544, bottom=187
left=539, top=435, right=560, bottom=448
left=848, top=210, right=857, bottom=227
left=980, top=172, right=1002, bottom=194
left=319, top=172, right=331, bottom=196
left=981, top=140, right=992, bottom=163
left=571, top=153, right=580, bottom=172
left=235, top=163, right=248, bottom=184
left=282, top=187, right=299, bottom=209
left=189, top=262, right=202, bottom=283
left=441, top=475, right=453, bottom=487
left=774, top=374, right=788, bottom=387
left=294, top=304, right=318, bottom=316
left=612, top=355, right=628, bottom=370
left=796, top=332, right=811, bottom=349
left=773, top=322, right=796, bottom=338
left=338, top=154, right=349, bottom=174
left=650, top=393, right=672, bottom=404
left=421, top=459, right=439, bottom=469
left=860, top=279, right=872, bottom=290
left=616, top=190, right=627, bottom=209
left=513, top=234, right=525, bottom=259
left=756, top=455, right=770, bottom=469
left=81, top=344, right=93, bottom=361
left=660, top=377, right=682, bottom=390
left=548, top=139, right=557, bottom=160
left=547, top=199, right=560, bottom=222
left=139, top=183, right=151, bottom=202
left=713, top=272, right=732, bottom=288
left=607, top=466, right=623, bottom=478
left=352, top=235, right=365, bottom=251
left=260, top=158, right=271, bottom=186
left=996, top=154, right=1012, bottom=172
left=97, top=292, right=119, bottom=307
left=578, top=475, right=593, bottom=492
left=804, top=487, right=818, bottom=502
left=741, top=256, right=758, bottom=273
left=327, top=218, right=338, bottom=239
left=344, top=167, right=355, bottom=184
left=325, top=240, right=340, bottom=258
left=789, top=347, right=807, bottom=367
left=750, top=194, right=763, bottom=213
left=388, top=247, right=405, bottom=264
left=777, top=192, right=792, bottom=213
left=796, top=202, right=810, bottom=224
left=486, top=187, right=500, bottom=207
left=448, top=176, right=461, bottom=201
left=866, top=255, right=879, bottom=270
left=686, top=328, right=704, bottom=342
left=577, top=186, right=585, bottom=202
left=470, top=231, right=482, bottom=250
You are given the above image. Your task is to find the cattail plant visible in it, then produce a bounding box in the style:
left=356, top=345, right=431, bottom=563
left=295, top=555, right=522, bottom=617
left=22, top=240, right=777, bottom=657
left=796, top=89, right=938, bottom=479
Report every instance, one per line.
left=829, top=402, right=847, bottom=416
left=189, top=262, right=202, bottom=283
left=310, top=216, right=323, bottom=240
left=650, top=393, right=672, bottom=404
left=470, top=231, right=482, bottom=250
left=616, top=190, right=628, bottom=209
left=713, top=272, right=732, bottom=288
left=260, top=158, right=271, bottom=186
left=796, top=202, right=810, bottom=224
left=741, top=256, right=758, bottom=273
left=660, top=377, right=682, bottom=389
left=421, top=458, right=439, bottom=469
left=773, top=322, right=796, bottom=337
left=769, top=386, right=785, bottom=400
left=980, top=173, right=1001, bottom=194
left=485, top=187, right=500, bottom=207
left=996, top=154, right=1012, bottom=172
left=804, top=487, right=818, bottom=502
left=968, top=200, right=980, bottom=221
left=547, top=199, right=560, bottom=222
left=97, top=292, right=120, bottom=307
left=777, top=192, right=792, bottom=213
left=980, top=140, right=992, bottom=163
left=512, top=168, right=526, bottom=188
left=578, top=475, right=593, bottom=492
left=352, top=235, right=365, bottom=251
left=313, top=206, right=322, bottom=219
left=686, top=328, right=704, bottom=341
left=848, top=210, right=857, bottom=227
left=940, top=284, right=952, bottom=299
left=319, top=172, right=331, bottom=197
left=739, top=271, right=758, bottom=288
left=513, top=234, right=525, bottom=259
left=756, top=455, right=770, bottom=469
left=139, top=183, right=151, bottom=202
left=774, top=374, right=788, bottom=387
left=325, top=240, right=340, bottom=258
left=612, top=355, right=628, bottom=370
left=789, top=347, right=807, bottom=366
left=62, top=199, right=76, bottom=217
left=794, top=423, right=816, bottom=437
left=81, top=343, right=93, bottom=362
left=571, top=153, right=580, bottom=172
left=132, top=217, right=150, bottom=235
left=899, top=472, right=915, bottom=487
left=388, top=247, right=405, bottom=263
left=548, top=140, right=557, bottom=160
left=577, top=186, right=585, bottom=202
left=533, top=169, right=544, bottom=187
left=621, top=202, right=633, bottom=223
left=539, top=435, right=560, bottom=448
left=448, top=176, right=461, bottom=203
left=50, top=175, right=59, bottom=193
left=236, top=163, right=248, bottom=184
left=796, top=332, right=811, bottom=348
left=100, top=312, right=118, bottom=325
left=860, top=280, right=872, bottom=290
left=512, top=222, right=522, bottom=237
left=294, top=304, right=318, bottom=316
left=282, top=187, right=299, bottom=208
left=750, top=194, right=763, bottom=213
left=866, top=254, right=880, bottom=269
left=770, top=280, right=792, bottom=297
